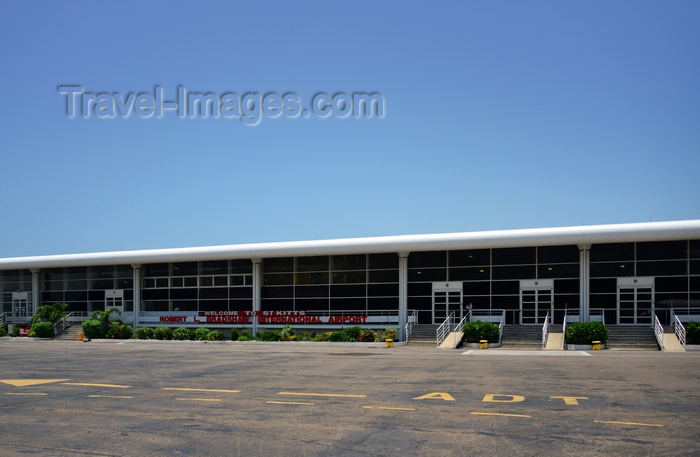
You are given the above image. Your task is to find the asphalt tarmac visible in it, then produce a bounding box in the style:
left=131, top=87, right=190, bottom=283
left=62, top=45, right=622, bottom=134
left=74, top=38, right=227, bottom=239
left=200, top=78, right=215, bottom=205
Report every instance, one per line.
left=1, top=339, right=699, bottom=456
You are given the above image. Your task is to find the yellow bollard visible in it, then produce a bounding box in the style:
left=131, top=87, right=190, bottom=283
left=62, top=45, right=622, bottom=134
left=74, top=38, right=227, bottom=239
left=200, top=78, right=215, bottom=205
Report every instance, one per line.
left=77, top=332, right=85, bottom=342
left=385, top=338, right=393, bottom=348
left=479, top=339, right=489, bottom=349
left=591, top=340, right=601, bottom=350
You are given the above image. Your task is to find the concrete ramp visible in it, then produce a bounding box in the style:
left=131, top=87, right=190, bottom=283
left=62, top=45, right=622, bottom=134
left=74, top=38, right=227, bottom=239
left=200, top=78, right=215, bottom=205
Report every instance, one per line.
left=662, top=333, right=685, bottom=352
left=544, top=332, right=564, bottom=351
left=438, top=331, right=463, bottom=349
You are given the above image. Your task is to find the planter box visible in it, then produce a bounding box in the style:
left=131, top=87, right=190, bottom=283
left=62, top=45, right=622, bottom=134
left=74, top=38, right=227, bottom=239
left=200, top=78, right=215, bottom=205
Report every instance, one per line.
left=464, top=341, right=502, bottom=349
left=567, top=344, right=606, bottom=350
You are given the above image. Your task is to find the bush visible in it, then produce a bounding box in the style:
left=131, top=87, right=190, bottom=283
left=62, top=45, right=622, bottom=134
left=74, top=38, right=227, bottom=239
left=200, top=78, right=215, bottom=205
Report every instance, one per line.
left=193, top=327, right=210, bottom=341
left=82, top=318, right=106, bottom=339
left=31, top=302, right=68, bottom=324
left=686, top=322, right=700, bottom=345
left=565, top=322, right=609, bottom=345
left=30, top=321, right=54, bottom=338
left=357, top=329, right=379, bottom=342
left=319, top=331, right=355, bottom=342
left=230, top=328, right=240, bottom=341
left=207, top=330, right=225, bottom=341
left=256, top=329, right=280, bottom=341
left=279, top=325, right=295, bottom=341
left=0, top=327, right=8, bottom=337
left=135, top=327, right=155, bottom=340
left=154, top=326, right=173, bottom=340
left=173, top=327, right=193, bottom=340
left=462, top=321, right=500, bottom=343
left=343, top=326, right=363, bottom=341
left=107, top=323, right=134, bottom=340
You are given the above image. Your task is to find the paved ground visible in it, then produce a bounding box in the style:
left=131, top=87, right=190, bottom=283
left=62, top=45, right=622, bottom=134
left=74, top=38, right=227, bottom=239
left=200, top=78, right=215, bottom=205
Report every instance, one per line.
left=1, top=340, right=699, bottom=456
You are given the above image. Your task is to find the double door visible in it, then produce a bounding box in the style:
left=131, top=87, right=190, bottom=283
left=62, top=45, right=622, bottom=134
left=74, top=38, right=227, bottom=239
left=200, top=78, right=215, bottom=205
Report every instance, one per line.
left=617, top=277, right=654, bottom=325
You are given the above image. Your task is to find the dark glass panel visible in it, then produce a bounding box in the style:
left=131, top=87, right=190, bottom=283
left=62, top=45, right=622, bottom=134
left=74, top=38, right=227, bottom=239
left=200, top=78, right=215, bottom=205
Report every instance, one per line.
left=200, top=260, right=228, bottom=275
left=144, top=263, right=169, bottom=277
left=590, top=262, right=633, bottom=278
left=330, top=297, right=366, bottom=310
left=87, top=290, right=105, bottom=301
left=462, top=295, right=490, bottom=309
left=493, top=295, right=518, bottom=308
left=170, top=288, right=197, bottom=300
left=654, top=276, right=687, bottom=293
left=65, top=267, right=87, bottom=280
left=537, top=264, right=579, bottom=279
left=692, top=276, right=700, bottom=292
left=691, top=260, right=700, bottom=275
left=554, top=294, right=579, bottom=309
left=331, top=271, right=366, bottom=284
left=369, top=270, right=399, bottom=283
left=261, top=299, right=293, bottom=311
left=449, top=267, right=490, bottom=281
left=331, top=284, right=366, bottom=298
left=491, top=281, right=519, bottom=295
left=230, top=276, right=245, bottom=286
left=636, top=260, right=687, bottom=277
left=331, top=254, right=366, bottom=270
left=492, top=247, right=535, bottom=265
left=229, top=287, right=252, bottom=299
left=554, top=279, right=579, bottom=294
left=590, top=278, right=616, bottom=294
left=143, top=289, right=168, bottom=300
left=64, top=291, right=87, bottom=301
left=296, top=256, right=329, bottom=272
left=230, top=259, right=253, bottom=274
left=116, top=265, right=132, bottom=278
left=172, top=300, right=197, bottom=311
left=89, top=265, right=113, bottom=279
left=368, top=283, right=399, bottom=297
left=407, top=282, right=432, bottom=296
left=637, top=240, right=687, bottom=261
left=408, top=268, right=446, bottom=282
left=491, top=265, right=536, bottom=280
left=117, top=278, right=133, bottom=289
left=42, top=291, right=63, bottom=302
left=590, top=243, right=634, bottom=262
left=172, top=262, right=197, bottom=276
left=691, top=240, right=700, bottom=259
left=263, top=273, right=293, bottom=285
left=368, top=253, right=398, bottom=269
left=296, top=299, right=330, bottom=311
left=90, top=277, right=113, bottom=290
left=124, top=290, right=133, bottom=300
left=295, top=272, right=329, bottom=285
left=264, top=257, right=293, bottom=273
left=538, top=245, right=580, bottom=264
left=199, top=300, right=228, bottom=311
left=261, top=286, right=293, bottom=299
left=463, top=281, right=490, bottom=296
left=408, top=251, right=446, bottom=268
left=229, top=300, right=252, bottom=311
left=407, top=296, right=431, bottom=310
left=295, top=285, right=329, bottom=298
left=368, top=296, right=398, bottom=310
left=68, top=302, right=88, bottom=312
left=143, top=300, right=168, bottom=312
left=589, top=294, right=616, bottom=308
left=44, top=268, right=64, bottom=281
left=449, top=249, right=490, bottom=267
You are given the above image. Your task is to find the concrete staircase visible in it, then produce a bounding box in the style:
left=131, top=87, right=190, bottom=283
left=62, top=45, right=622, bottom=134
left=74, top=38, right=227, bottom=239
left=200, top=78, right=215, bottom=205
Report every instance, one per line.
left=55, top=323, right=83, bottom=341
left=606, top=326, right=659, bottom=350
left=406, top=324, right=439, bottom=346
left=500, top=325, right=542, bottom=349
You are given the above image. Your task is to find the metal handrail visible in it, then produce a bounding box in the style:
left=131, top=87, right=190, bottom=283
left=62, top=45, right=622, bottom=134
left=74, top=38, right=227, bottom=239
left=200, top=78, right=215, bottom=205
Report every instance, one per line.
left=0, top=312, right=5, bottom=327
left=436, top=312, right=456, bottom=347
left=542, top=312, right=550, bottom=349
left=498, top=310, right=505, bottom=344
left=653, top=313, right=665, bottom=351
left=673, top=313, right=686, bottom=347
left=405, top=310, right=417, bottom=341
left=53, top=313, right=74, bottom=337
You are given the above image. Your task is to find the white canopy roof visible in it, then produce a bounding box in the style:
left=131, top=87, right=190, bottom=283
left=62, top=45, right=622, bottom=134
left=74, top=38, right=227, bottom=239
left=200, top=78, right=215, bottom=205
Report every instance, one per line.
left=1, top=220, right=699, bottom=270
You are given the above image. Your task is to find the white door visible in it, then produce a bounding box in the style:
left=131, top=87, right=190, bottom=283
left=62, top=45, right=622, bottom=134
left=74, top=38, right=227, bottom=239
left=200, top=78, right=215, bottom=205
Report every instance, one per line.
left=12, top=292, right=29, bottom=320
left=105, top=289, right=124, bottom=314
left=617, top=277, right=654, bottom=325
left=432, top=282, right=462, bottom=325
left=520, top=280, right=553, bottom=325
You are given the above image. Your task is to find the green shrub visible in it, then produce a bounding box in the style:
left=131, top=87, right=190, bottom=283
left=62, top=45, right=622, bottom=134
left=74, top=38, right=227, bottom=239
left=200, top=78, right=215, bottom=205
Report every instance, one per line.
left=319, top=331, right=355, bottom=342
left=686, top=322, right=700, bottom=345
left=107, top=323, right=133, bottom=339
left=173, top=327, right=193, bottom=340
left=193, top=327, right=210, bottom=341
left=30, top=321, right=54, bottom=338
left=82, top=318, right=106, bottom=339
left=358, top=329, right=379, bottom=342
left=31, top=302, right=68, bottom=324
left=279, top=325, right=295, bottom=341
left=384, top=327, right=397, bottom=340
left=230, top=328, right=240, bottom=341
left=207, top=330, right=225, bottom=341
left=154, top=326, right=173, bottom=340
left=135, top=327, right=155, bottom=340
left=342, top=326, right=362, bottom=341
left=0, top=327, right=8, bottom=337
left=462, top=321, right=500, bottom=343
left=240, top=329, right=251, bottom=340
left=256, top=329, right=280, bottom=341
left=565, top=322, right=609, bottom=345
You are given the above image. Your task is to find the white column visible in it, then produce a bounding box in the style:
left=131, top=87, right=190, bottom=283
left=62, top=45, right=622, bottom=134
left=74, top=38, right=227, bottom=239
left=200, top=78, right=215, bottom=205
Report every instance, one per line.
left=398, top=252, right=409, bottom=342
left=30, top=269, right=40, bottom=316
left=252, top=259, right=261, bottom=336
left=132, top=264, right=141, bottom=328
left=578, top=245, right=590, bottom=322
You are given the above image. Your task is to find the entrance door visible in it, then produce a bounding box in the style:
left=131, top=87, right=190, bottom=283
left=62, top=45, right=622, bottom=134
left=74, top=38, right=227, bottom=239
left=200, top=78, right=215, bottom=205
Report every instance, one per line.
left=617, top=277, right=654, bottom=325
left=520, top=280, right=553, bottom=325
left=432, top=282, right=462, bottom=325
left=12, top=292, right=29, bottom=320
left=105, top=289, right=124, bottom=314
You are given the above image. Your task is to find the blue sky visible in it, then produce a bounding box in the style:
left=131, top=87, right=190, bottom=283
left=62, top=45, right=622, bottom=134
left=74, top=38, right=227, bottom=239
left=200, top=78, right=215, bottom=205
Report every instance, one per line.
left=1, top=1, right=698, bottom=257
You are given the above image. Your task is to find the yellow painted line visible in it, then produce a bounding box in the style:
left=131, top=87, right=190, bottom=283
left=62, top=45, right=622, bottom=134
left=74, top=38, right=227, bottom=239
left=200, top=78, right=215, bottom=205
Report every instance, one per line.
left=471, top=412, right=532, bottom=418
left=175, top=398, right=222, bottom=402
left=266, top=401, right=315, bottom=406
left=5, top=392, right=48, bottom=396
left=0, top=379, right=70, bottom=387
left=362, top=406, right=416, bottom=411
left=595, top=420, right=664, bottom=428
left=163, top=388, right=240, bottom=393
left=88, top=395, right=133, bottom=399
left=62, top=383, right=131, bottom=389
left=278, top=391, right=366, bottom=398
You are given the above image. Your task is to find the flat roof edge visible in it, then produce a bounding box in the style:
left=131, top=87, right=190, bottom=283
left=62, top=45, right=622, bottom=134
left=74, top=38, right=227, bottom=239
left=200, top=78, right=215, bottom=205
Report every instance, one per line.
left=1, top=220, right=699, bottom=270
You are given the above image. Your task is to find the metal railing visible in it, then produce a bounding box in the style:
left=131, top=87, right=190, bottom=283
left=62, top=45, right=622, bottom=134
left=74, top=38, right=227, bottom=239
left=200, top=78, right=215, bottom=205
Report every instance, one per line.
left=673, top=314, right=686, bottom=347
left=588, top=308, right=607, bottom=325
left=0, top=312, right=5, bottom=327
left=436, top=312, right=456, bottom=347
left=541, top=312, right=550, bottom=349
left=405, top=310, right=417, bottom=341
left=653, top=313, right=665, bottom=351
left=53, top=313, right=74, bottom=338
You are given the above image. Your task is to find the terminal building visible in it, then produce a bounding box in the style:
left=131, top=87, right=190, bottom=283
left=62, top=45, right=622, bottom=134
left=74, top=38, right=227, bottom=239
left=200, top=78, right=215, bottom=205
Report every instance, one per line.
left=1, top=220, right=699, bottom=341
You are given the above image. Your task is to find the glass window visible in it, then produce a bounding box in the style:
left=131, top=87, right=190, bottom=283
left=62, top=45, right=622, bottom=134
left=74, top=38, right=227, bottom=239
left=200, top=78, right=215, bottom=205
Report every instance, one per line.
left=590, top=243, right=634, bottom=262
left=368, top=253, right=398, bottom=269
left=449, top=249, right=490, bottom=267
left=230, top=259, right=253, bottom=274
left=331, top=271, right=366, bottom=284
left=44, top=268, right=64, bottom=281
left=449, top=267, right=489, bottom=281
left=408, top=268, right=446, bottom=282
left=172, top=262, right=197, bottom=276
left=295, top=285, right=329, bottom=298
left=331, top=254, right=366, bottom=270
left=89, top=265, right=113, bottom=279
left=296, top=256, right=329, bottom=272
left=264, top=258, right=293, bottom=273
left=295, top=272, right=329, bottom=285
left=636, top=260, right=687, bottom=277
left=331, top=284, right=366, bottom=298
left=691, top=240, right=700, bottom=259
left=200, top=260, right=228, bottom=275
left=636, top=241, right=687, bottom=261
left=230, top=275, right=245, bottom=286
left=369, top=270, right=399, bottom=283
left=263, top=273, right=293, bottom=286
left=655, top=276, right=688, bottom=293
left=537, top=264, right=579, bottom=279
left=491, top=265, right=535, bottom=280
left=538, top=245, right=579, bottom=264
left=65, top=267, right=87, bottom=280
left=144, top=263, right=169, bottom=277
left=492, top=247, right=536, bottom=265
left=590, top=262, right=633, bottom=278
left=408, top=251, right=446, bottom=268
